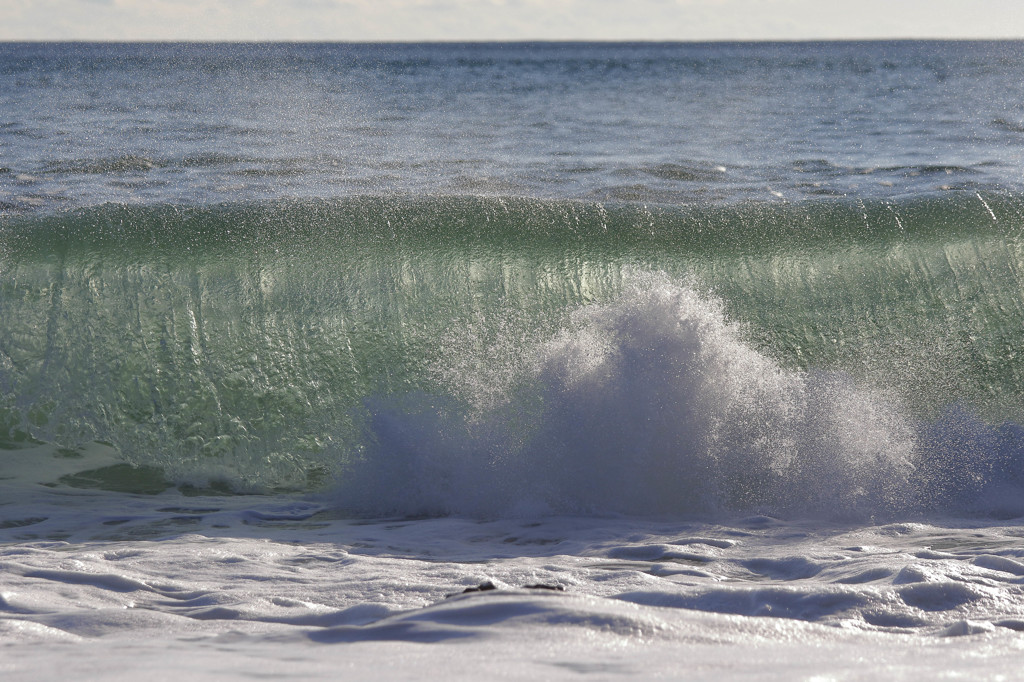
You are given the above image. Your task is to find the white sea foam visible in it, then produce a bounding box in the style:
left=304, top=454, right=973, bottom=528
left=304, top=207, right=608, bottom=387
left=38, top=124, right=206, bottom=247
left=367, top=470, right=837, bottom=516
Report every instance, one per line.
left=338, top=275, right=924, bottom=518
left=3, top=486, right=1024, bottom=680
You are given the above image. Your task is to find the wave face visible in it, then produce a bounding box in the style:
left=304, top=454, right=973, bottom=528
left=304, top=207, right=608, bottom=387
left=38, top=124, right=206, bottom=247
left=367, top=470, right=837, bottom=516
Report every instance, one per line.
left=3, top=194, right=1024, bottom=517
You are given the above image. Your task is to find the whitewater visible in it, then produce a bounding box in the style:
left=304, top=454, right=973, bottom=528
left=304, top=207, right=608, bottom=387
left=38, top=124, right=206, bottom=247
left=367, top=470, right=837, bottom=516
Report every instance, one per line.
left=5, top=41, right=1024, bottom=679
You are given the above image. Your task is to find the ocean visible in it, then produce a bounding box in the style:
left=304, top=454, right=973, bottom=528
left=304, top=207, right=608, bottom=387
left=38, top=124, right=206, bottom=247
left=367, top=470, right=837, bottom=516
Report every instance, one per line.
left=4, top=40, right=1024, bottom=678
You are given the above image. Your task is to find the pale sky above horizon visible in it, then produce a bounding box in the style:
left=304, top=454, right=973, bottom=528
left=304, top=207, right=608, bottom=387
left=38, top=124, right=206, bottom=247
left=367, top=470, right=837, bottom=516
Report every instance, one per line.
left=3, top=0, right=1024, bottom=42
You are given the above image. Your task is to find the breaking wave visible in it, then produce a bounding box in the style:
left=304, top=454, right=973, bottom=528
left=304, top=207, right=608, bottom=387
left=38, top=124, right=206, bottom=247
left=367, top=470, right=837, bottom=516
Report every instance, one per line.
left=339, top=275, right=1024, bottom=520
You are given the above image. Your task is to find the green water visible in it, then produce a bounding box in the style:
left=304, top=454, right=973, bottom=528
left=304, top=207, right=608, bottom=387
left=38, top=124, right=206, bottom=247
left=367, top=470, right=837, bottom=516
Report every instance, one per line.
left=2, top=194, right=1023, bottom=490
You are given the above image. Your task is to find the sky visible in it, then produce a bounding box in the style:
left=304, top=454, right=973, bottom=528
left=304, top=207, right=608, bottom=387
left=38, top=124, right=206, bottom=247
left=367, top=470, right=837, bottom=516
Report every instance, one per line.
left=3, top=0, right=1024, bottom=42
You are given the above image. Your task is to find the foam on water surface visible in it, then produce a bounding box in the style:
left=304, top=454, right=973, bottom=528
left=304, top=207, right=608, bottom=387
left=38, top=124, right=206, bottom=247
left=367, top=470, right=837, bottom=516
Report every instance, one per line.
left=340, top=273, right=1024, bottom=520
left=3, top=486, right=1024, bottom=679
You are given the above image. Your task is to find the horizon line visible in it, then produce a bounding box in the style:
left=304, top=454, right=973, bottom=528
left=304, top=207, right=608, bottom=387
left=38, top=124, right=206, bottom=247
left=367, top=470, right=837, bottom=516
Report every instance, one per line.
left=3, top=36, right=1024, bottom=44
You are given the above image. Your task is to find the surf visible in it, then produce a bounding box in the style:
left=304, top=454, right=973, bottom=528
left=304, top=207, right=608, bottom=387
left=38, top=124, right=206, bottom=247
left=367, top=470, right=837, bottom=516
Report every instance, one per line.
left=2, top=193, right=1024, bottom=518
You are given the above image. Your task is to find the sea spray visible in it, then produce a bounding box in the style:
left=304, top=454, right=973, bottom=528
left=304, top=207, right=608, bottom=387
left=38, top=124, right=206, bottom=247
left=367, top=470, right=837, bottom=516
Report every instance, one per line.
left=337, top=274, right=920, bottom=519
